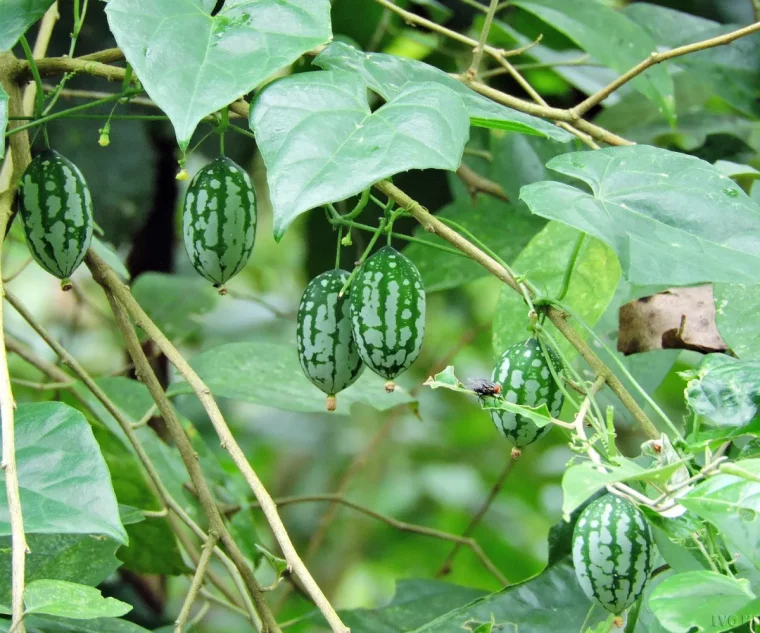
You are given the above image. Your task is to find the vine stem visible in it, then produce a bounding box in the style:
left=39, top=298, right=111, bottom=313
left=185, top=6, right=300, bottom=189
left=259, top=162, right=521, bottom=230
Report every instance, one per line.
left=3, top=298, right=261, bottom=628
left=571, top=21, right=760, bottom=118
left=85, top=251, right=349, bottom=633
left=467, top=0, right=500, bottom=79
left=101, top=288, right=280, bottom=632
left=373, top=179, right=661, bottom=441
left=175, top=531, right=219, bottom=633
left=436, top=454, right=516, bottom=580
left=261, top=494, right=509, bottom=587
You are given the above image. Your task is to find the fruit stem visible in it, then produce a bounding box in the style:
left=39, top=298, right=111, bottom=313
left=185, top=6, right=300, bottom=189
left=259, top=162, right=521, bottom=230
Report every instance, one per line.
left=60, top=278, right=73, bottom=292
left=384, top=380, right=396, bottom=393
left=338, top=218, right=387, bottom=297
left=326, top=395, right=337, bottom=412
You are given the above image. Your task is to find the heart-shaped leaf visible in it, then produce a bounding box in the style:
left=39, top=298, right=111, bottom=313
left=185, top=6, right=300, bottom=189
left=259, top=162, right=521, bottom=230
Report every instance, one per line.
left=105, top=0, right=332, bottom=149
left=520, top=145, right=760, bottom=286
left=315, top=41, right=573, bottom=142
left=250, top=70, right=469, bottom=239
left=0, top=0, right=55, bottom=51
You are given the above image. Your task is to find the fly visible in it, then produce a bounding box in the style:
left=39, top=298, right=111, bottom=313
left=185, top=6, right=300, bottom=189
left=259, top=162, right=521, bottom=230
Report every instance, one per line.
left=466, top=378, right=502, bottom=398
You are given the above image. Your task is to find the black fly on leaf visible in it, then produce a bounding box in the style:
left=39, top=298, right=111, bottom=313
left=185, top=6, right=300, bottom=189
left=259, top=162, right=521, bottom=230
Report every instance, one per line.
left=466, top=378, right=502, bottom=398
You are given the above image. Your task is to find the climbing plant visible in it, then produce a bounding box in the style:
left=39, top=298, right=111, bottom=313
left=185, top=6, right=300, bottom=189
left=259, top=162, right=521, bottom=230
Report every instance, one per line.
left=1, top=1, right=759, bottom=632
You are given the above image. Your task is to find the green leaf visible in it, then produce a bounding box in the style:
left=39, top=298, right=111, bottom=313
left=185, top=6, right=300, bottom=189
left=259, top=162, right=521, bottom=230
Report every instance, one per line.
left=491, top=132, right=578, bottom=204
left=250, top=70, right=469, bottom=239
left=649, top=571, right=757, bottom=633
left=680, top=459, right=760, bottom=571
left=0, top=615, right=151, bottom=633
left=131, top=273, right=218, bottom=342
left=410, top=563, right=603, bottom=632
left=0, top=533, right=122, bottom=609
left=403, top=197, right=545, bottom=292
left=314, top=41, right=573, bottom=142
left=340, top=579, right=487, bottom=632
left=105, top=0, right=332, bottom=149
left=683, top=354, right=760, bottom=428
left=0, top=0, right=55, bottom=51
left=0, top=403, right=127, bottom=544
left=23, top=580, right=132, bottom=620
left=511, top=0, right=674, bottom=122
left=493, top=221, right=620, bottom=361
left=714, top=283, right=760, bottom=361
left=520, top=146, right=760, bottom=286
left=625, top=3, right=760, bottom=119
left=168, top=341, right=415, bottom=414
left=0, top=83, right=7, bottom=160
left=119, top=518, right=189, bottom=576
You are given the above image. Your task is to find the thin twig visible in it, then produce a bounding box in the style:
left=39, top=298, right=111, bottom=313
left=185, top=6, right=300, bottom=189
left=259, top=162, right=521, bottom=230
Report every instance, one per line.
left=86, top=249, right=349, bottom=633
left=175, top=531, right=219, bottom=633
left=273, top=412, right=398, bottom=612
left=436, top=454, right=516, bottom=579
left=571, top=21, right=760, bottom=118
left=2, top=257, right=33, bottom=284
left=101, top=289, right=281, bottom=633
left=267, top=494, right=509, bottom=586
left=456, top=163, right=509, bottom=201
left=468, top=0, right=500, bottom=79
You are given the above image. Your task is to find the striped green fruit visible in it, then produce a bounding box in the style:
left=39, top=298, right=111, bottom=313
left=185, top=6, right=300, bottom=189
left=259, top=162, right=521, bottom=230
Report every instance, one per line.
left=349, top=246, right=425, bottom=392
left=297, top=269, right=364, bottom=411
left=490, top=338, right=564, bottom=448
left=18, top=149, right=93, bottom=290
left=572, top=494, right=655, bottom=614
left=182, top=156, right=256, bottom=291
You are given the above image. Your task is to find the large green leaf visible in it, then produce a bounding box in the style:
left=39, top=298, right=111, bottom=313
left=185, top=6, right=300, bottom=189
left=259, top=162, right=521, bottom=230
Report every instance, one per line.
left=250, top=70, right=469, bottom=239
left=0, top=0, right=55, bottom=51
left=168, top=341, right=415, bottom=414
left=625, top=4, right=760, bottom=119
left=0, top=403, right=127, bottom=544
left=0, top=616, right=150, bottom=633
left=649, top=571, right=758, bottom=633
left=105, top=0, right=332, bottom=149
left=0, top=533, right=122, bottom=608
left=520, top=146, right=760, bottom=286
left=683, top=355, right=760, bottom=428
left=493, top=221, right=620, bottom=361
left=411, top=563, right=602, bottom=632
left=714, top=283, right=760, bottom=360
left=314, top=41, right=573, bottom=142
left=511, top=0, right=674, bottom=121
left=131, top=273, right=218, bottom=342
left=680, top=459, right=760, bottom=571
left=0, top=82, right=7, bottom=160
left=341, top=579, right=486, bottom=632
left=23, top=580, right=132, bottom=620
left=403, top=197, right=546, bottom=292
left=338, top=564, right=602, bottom=632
